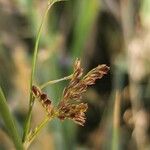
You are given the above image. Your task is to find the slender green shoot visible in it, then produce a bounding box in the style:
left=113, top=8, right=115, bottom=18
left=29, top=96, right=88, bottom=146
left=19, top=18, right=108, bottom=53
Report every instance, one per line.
left=40, top=74, right=73, bottom=89
left=48, top=0, right=68, bottom=5
left=0, top=87, right=23, bottom=150
left=24, top=116, right=51, bottom=149
left=23, top=0, right=68, bottom=143
left=112, top=91, right=121, bottom=150
left=22, top=3, right=52, bottom=142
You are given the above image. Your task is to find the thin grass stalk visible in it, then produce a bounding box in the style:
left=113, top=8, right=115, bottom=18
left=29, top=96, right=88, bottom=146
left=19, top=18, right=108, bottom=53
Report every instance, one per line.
left=40, top=74, right=72, bottom=89
left=24, top=117, right=50, bottom=149
left=22, top=3, right=52, bottom=142
left=112, top=91, right=121, bottom=150
left=0, top=87, right=23, bottom=150
left=23, top=0, right=68, bottom=143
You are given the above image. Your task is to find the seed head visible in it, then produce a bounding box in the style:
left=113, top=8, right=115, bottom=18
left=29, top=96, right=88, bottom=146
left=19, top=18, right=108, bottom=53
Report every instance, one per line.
left=31, top=59, right=109, bottom=126
left=57, top=58, right=109, bottom=126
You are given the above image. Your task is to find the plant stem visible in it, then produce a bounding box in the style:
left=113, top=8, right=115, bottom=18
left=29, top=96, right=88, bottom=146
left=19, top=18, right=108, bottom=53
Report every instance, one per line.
left=0, top=87, right=24, bottom=150
left=23, top=0, right=68, bottom=144
left=22, top=4, right=52, bottom=142
left=112, top=91, right=121, bottom=150
left=24, top=116, right=51, bottom=149
left=40, top=74, right=73, bottom=89
left=49, top=0, right=67, bottom=5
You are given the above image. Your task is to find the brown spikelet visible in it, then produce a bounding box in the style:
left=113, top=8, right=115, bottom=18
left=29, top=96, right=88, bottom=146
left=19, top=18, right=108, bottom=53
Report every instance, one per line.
left=32, top=85, right=41, bottom=97
left=40, top=93, right=47, bottom=101
left=58, top=103, right=88, bottom=126
left=32, top=85, right=53, bottom=114
left=73, top=58, right=83, bottom=78
left=83, top=64, right=110, bottom=85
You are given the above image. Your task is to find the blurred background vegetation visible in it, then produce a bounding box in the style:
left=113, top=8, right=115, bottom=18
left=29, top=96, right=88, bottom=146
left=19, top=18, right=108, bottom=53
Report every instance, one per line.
left=0, top=0, right=150, bottom=150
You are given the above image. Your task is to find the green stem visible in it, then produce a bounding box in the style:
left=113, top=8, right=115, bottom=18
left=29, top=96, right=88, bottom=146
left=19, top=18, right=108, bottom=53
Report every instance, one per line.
left=24, top=117, right=50, bottom=149
left=22, top=4, right=52, bottom=142
left=40, top=74, right=73, bottom=89
left=48, top=0, right=68, bottom=5
left=0, top=87, right=24, bottom=150
left=23, top=0, right=68, bottom=144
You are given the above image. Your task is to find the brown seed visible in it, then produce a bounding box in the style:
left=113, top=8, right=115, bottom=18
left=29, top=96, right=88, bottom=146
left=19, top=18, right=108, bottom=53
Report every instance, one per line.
left=40, top=93, right=47, bottom=101
left=44, top=99, right=51, bottom=107
left=58, top=115, right=65, bottom=120
left=70, top=113, right=76, bottom=118
left=98, top=65, right=110, bottom=74
left=63, top=108, right=70, bottom=113
left=32, top=85, right=41, bottom=97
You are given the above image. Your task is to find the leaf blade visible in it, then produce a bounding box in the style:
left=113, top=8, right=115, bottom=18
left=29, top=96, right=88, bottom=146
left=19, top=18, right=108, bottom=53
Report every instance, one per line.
left=0, top=87, right=23, bottom=150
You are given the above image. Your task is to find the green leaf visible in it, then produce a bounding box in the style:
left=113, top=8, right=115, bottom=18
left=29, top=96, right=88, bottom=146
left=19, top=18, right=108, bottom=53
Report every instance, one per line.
left=71, top=0, right=99, bottom=58
left=0, top=87, right=23, bottom=150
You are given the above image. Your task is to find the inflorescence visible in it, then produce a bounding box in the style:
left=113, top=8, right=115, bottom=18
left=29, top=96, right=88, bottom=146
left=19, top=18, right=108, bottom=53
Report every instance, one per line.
left=32, top=58, right=109, bottom=126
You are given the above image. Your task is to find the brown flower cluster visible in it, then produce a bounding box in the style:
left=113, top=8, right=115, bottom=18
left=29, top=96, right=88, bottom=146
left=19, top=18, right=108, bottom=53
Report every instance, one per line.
left=32, top=58, right=109, bottom=126
left=32, top=85, right=53, bottom=114
left=57, top=102, right=88, bottom=126
left=57, top=58, right=109, bottom=126
left=61, top=59, right=109, bottom=101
